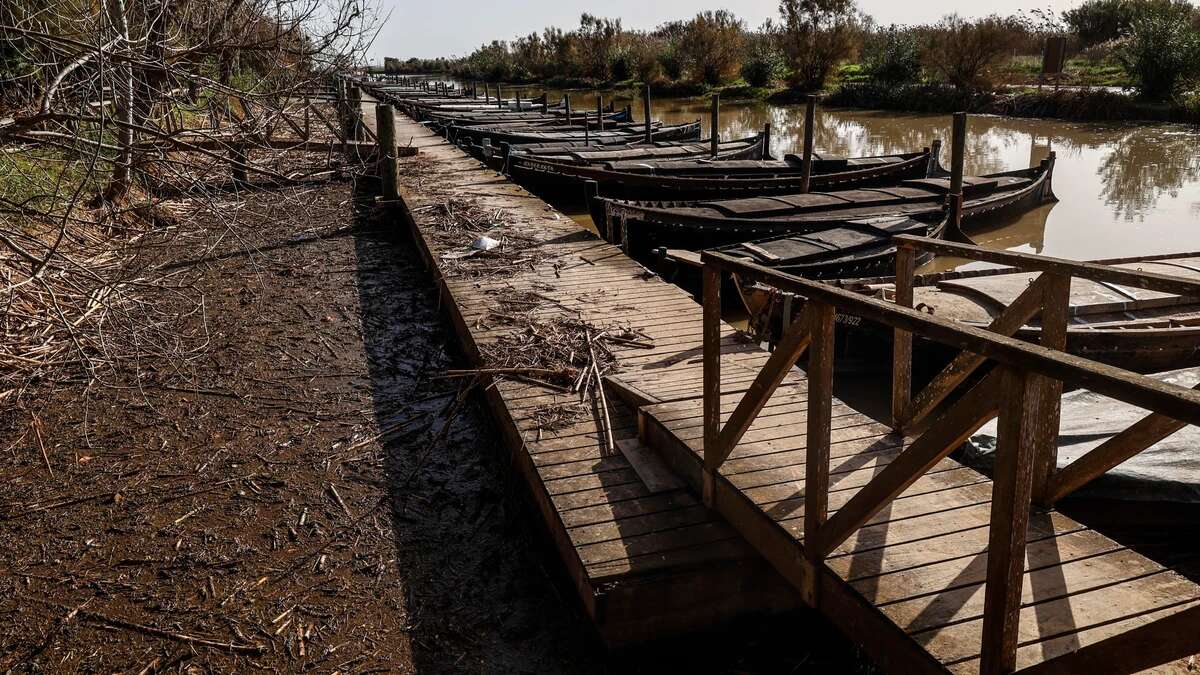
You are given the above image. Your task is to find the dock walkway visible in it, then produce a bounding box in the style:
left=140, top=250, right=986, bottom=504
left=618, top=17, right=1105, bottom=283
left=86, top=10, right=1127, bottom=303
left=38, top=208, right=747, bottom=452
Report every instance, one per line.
left=378, top=93, right=1200, bottom=671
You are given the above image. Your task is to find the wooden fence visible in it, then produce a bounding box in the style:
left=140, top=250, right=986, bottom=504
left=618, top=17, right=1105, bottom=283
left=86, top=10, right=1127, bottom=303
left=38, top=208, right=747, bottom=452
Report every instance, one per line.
left=700, top=236, right=1200, bottom=674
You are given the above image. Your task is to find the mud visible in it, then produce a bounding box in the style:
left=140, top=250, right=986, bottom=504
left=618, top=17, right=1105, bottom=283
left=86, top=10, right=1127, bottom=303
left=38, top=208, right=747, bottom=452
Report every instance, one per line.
left=0, top=172, right=874, bottom=673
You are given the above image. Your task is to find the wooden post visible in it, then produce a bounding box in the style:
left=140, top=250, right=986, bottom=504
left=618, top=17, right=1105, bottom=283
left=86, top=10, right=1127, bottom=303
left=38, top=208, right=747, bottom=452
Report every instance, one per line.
left=375, top=103, right=398, bottom=201
left=596, top=95, right=604, bottom=132
left=762, top=122, right=772, bottom=160
left=949, top=112, right=967, bottom=229
left=643, top=85, right=652, bottom=144
left=702, top=262, right=722, bottom=509
left=230, top=148, right=248, bottom=184
left=710, top=93, right=720, bottom=158
left=801, top=94, right=816, bottom=193
left=303, top=95, right=311, bottom=140
left=892, top=244, right=915, bottom=431
left=515, top=89, right=521, bottom=109
left=1032, top=273, right=1070, bottom=505
left=349, top=84, right=363, bottom=142
left=803, top=300, right=835, bottom=607
left=584, top=113, right=590, bottom=145
left=564, top=94, right=571, bottom=124
left=980, top=366, right=1041, bottom=675
left=497, top=85, right=503, bottom=109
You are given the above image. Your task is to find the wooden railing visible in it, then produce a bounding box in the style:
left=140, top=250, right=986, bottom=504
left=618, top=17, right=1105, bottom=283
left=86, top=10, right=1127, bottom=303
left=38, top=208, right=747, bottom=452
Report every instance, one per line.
left=700, top=238, right=1200, bottom=674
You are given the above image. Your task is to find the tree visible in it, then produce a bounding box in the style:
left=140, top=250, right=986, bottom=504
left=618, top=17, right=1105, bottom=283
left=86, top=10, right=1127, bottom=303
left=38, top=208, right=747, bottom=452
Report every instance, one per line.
left=778, top=0, right=862, bottom=91
left=576, top=13, right=622, bottom=81
left=920, top=14, right=1025, bottom=91
left=679, top=10, right=745, bottom=85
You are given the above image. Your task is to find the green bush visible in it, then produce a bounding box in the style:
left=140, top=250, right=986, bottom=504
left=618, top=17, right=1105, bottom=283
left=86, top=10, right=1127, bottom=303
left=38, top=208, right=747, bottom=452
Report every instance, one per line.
left=1117, top=1, right=1200, bottom=100
left=863, top=25, right=922, bottom=85
left=1063, top=0, right=1137, bottom=47
left=658, top=43, right=685, bottom=80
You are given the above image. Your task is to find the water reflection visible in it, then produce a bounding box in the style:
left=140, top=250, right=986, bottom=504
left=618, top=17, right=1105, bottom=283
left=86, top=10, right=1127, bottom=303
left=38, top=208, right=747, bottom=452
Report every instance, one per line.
left=522, top=85, right=1200, bottom=262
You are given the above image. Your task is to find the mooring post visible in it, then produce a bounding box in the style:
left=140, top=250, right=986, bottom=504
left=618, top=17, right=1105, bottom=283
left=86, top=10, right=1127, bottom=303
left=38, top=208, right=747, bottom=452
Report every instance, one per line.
left=584, top=112, right=590, bottom=145
left=564, top=94, right=572, bottom=124
left=801, top=94, right=816, bottom=193
left=515, top=89, right=521, bottom=110
left=596, top=95, right=604, bottom=132
left=710, top=93, right=720, bottom=158
left=949, top=112, right=967, bottom=231
left=643, top=85, right=652, bottom=144
left=376, top=103, right=399, bottom=201
left=762, top=122, right=772, bottom=160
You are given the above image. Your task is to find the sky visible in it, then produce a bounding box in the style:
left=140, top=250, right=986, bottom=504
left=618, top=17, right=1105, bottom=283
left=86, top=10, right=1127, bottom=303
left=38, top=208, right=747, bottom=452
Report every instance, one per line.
left=371, top=0, right=1080, bottom=62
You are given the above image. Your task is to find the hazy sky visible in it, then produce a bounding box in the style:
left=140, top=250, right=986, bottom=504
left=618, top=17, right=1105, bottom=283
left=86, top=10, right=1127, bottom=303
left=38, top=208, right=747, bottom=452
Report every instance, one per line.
left=373, top=0, right=1080, bottom=61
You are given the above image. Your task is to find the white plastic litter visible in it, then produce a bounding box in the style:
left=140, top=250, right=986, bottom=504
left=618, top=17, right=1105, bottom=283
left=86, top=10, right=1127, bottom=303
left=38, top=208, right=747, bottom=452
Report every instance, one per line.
left=472, top=236, right=501, bottom=251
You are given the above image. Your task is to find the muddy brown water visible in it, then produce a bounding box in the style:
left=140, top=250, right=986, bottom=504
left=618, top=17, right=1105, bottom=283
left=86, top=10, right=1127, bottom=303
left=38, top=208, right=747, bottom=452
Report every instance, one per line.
left=512, top=88, right=1200, bottom=272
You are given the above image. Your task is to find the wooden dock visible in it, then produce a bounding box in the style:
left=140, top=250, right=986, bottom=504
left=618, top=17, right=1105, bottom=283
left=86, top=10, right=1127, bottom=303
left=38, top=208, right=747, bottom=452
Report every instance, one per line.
left=368, top=85, right=1200, bottom=671
left=383, top=105, right=799, bottom=645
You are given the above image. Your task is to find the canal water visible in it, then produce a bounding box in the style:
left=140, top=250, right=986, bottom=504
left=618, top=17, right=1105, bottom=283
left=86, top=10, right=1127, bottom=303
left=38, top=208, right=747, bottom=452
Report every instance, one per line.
left=520, top=87, right=1200, bottom=269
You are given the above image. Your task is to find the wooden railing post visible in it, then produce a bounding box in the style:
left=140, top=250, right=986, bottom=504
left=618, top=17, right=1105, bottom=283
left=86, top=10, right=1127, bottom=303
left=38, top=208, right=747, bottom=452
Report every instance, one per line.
left=702, top=262, right=722, bottom=508
left=375, top=103, right=398, bottom=201
left=803, top=300, right=835, bottom=606
left=1032, top=272, right=1070, bottom=506
left=981, top=366, right=1041, bottom=675
left=892, top=242, right=916, bottom=431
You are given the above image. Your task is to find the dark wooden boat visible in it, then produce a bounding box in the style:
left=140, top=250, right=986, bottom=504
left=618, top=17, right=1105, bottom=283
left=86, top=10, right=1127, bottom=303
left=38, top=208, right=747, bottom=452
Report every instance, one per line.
left=708, top=214, right=952, bottom=281
left=600, top=154, right=1057, bottom=253
left=426, top=107, right=630, bottom=128
left=499, top=132, right=773, bottom=188
left=787, top=251, right=1199, bottom=373
left=452, top=120, right=704, bottom=154
left=511, top=146, right=942, bottom=203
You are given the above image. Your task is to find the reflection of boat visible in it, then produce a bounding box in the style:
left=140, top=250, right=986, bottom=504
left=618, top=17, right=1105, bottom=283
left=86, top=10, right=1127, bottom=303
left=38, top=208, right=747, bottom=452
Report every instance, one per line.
left=509, top=146, right=942, bottom=203
left=601, top=155, right=1057, bottom=252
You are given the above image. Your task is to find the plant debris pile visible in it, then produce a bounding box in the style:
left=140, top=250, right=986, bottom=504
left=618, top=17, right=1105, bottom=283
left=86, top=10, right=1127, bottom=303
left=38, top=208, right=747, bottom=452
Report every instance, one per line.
left=418, top=197, right=560, bottom=279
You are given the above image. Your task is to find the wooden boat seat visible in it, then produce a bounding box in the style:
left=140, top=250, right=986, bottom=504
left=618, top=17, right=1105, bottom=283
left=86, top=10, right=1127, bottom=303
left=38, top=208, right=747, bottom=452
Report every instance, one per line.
left=728, top=217, right=922, bottom=264
left=901, top=176, right=1000, bottom=197
left=937, top=270, right=1194, bottom=318
left=702, top=194, right=851, bottom=216
left=843, top=155, right=904, bottom=167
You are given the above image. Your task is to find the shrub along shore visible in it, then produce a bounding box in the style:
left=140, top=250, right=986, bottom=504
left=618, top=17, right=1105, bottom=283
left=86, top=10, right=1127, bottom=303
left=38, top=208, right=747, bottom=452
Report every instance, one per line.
left=391, top=0, right=1200, bottom=125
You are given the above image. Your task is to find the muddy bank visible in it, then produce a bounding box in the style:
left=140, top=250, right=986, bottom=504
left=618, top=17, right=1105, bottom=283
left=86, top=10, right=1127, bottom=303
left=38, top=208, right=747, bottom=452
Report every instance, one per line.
left=0, top=169, right=872, bottom=672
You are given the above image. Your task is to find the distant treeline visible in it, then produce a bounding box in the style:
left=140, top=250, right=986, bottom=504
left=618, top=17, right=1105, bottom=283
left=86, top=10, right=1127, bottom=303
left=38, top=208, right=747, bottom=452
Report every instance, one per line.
left=388, top=0, right=1200, bottom=103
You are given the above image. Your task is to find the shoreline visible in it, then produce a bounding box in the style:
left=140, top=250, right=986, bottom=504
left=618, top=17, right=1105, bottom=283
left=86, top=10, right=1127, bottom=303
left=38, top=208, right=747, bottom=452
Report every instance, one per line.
left=401, top=74, right=1200, bottom=125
